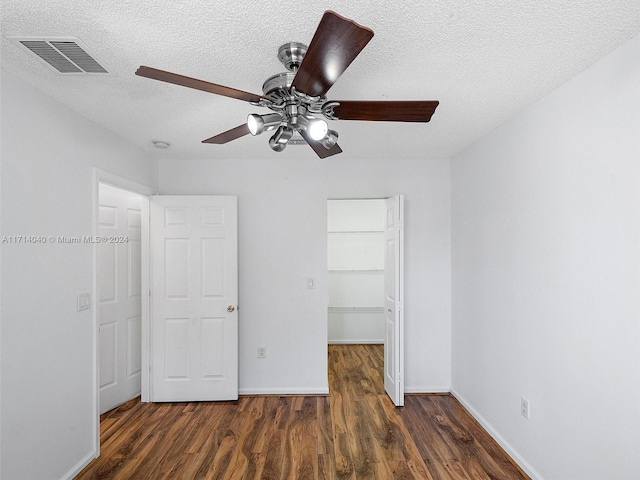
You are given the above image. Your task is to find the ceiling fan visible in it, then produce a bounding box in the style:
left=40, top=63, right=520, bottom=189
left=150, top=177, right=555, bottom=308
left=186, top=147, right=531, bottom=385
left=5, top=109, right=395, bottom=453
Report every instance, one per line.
left=136, top=10, right=439, bottom=158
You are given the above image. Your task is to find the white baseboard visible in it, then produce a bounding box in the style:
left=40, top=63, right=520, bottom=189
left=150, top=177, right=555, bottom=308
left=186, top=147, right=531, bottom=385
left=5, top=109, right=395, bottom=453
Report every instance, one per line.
left=405, top=385, right=451, bottom=394
left=239, top=386, right=330, bottom=396
left=450, top=388, right=544, bottom=480
left=239, top=385, right=449, bottom=396
left=328, top=339, right=383, bottom=344
left=61, top=449, right=98, bottom=480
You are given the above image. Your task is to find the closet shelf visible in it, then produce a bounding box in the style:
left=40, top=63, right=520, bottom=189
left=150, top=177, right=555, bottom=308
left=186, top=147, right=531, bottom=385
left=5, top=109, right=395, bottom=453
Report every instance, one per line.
left=328, top=306, right=384, bottom=314
left=328, top=231, right=384, bottom=235
left=328, top=269, right=383, bottom=274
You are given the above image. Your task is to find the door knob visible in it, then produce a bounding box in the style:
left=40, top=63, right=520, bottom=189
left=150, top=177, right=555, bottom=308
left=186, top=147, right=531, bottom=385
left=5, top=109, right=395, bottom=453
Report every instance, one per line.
left=227, top=305, right=235, bottom=313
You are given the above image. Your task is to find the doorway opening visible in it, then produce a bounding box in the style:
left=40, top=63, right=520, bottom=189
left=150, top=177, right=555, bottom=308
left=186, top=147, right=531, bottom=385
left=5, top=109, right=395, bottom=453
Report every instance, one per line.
left=92, top=169, right=155, bottom=456
left=97, top=183, right=144, bottom=414
left=327, top=197, right=405, bottom=406
left=327, top=199, right=387, bottom=344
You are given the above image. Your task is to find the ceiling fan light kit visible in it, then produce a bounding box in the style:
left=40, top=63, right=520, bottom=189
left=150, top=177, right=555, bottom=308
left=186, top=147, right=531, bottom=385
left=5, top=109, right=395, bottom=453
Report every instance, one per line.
left=247, top=113, right=282, bottom=136
left=296, top=114, right=329, bottom=141
left=268, top=126, right=295, bottom=152
left=135, top=10, right=439, bottom=158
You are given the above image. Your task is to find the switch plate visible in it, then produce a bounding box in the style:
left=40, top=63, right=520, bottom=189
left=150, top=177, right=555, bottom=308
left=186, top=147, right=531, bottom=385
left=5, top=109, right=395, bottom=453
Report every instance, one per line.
left=258, top=346, right=266, bottom=359
left=521, top=397, right=530, bottom=419
left=77, top=292, right=91, bottom=311
left=307, top=278, right=314, bottom=289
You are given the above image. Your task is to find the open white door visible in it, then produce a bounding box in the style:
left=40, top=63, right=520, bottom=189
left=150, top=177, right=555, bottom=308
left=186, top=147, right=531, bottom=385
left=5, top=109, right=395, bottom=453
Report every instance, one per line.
left=384, top=195, right=404, bottom=406
left=150, top=195, right=238, bottom=401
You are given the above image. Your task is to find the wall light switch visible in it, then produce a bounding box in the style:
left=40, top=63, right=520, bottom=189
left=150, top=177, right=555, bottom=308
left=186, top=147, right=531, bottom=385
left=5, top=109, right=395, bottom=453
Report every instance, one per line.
left=77, top=292, right=91, bottom=311
left=307, top=278, right=314, bottom=289
left=521, top=397, right=530, bottom=419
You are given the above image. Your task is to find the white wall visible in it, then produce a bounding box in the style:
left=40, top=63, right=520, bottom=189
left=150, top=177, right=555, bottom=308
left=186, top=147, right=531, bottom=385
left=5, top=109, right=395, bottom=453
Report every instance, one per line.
left=0, top=68, right=158, bottom=479
left=159, top=156, right=451, bottom=394
left=451, top=33, right=640, bottom=480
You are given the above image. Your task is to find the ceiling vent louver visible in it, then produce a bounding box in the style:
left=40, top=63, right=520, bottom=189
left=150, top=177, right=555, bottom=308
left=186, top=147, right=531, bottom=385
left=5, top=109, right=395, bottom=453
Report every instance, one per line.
left=6, top=37, right=109, bottom=74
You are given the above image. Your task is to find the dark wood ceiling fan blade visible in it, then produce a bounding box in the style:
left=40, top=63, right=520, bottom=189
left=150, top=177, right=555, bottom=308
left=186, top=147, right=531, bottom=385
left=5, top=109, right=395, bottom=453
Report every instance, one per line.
left=136, top=66, right=265, bottom=103
left=202, top=123, right=251, bottom=144
left=292, top=11, right=374, bottom=98
left=328, top=100, right=440, bottom=122
left=299, top=129, right=343, bottom=158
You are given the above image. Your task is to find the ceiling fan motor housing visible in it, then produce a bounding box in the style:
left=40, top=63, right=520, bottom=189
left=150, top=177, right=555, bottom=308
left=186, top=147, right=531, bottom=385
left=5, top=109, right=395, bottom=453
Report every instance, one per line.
left=259, top=42, right=328, bottom=137
left=261, top=71, right=296, bottom=99
left=278, top=42, right=307, bottom=71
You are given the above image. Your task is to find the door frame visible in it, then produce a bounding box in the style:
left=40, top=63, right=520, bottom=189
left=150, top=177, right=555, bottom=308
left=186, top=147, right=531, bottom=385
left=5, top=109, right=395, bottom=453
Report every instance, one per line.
left=326, top=196, right=405, bottom=404
left=92, top=169, right=156, bottom=454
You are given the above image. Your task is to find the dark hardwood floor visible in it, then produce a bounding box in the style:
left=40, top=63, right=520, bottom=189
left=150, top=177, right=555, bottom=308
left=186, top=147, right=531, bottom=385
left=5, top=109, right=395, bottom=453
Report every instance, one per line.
left=76, top=345, right=529, bottom=479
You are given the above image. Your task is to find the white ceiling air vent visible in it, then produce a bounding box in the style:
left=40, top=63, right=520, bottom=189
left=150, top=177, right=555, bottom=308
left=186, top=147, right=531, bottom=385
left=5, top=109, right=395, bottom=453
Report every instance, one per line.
left=6, top=36, right=109, bottom=74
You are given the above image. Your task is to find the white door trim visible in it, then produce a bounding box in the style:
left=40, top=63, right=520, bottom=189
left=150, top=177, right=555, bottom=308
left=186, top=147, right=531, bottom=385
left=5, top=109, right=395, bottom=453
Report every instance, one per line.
left=92, top=169, right=156, bottom=456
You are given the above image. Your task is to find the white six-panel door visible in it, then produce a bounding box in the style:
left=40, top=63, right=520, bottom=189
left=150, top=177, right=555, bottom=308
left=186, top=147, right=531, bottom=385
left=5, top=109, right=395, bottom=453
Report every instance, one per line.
left=99, top=184, right=142, bottom=413
left=384, top=195, right=404, bottom=406
left=150, top=195, right=238, bottom=401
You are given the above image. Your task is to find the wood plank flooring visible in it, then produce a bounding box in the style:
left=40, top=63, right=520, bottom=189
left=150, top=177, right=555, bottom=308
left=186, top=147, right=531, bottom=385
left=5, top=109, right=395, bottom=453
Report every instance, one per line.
left=76, top=345, right=529, bottom=479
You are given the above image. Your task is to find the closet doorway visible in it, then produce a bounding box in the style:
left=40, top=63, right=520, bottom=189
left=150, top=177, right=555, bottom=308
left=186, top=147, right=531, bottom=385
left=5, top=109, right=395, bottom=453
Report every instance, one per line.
left=328, top=196, right=405, bottom=405
left=328, top=199, right=387, bottom=344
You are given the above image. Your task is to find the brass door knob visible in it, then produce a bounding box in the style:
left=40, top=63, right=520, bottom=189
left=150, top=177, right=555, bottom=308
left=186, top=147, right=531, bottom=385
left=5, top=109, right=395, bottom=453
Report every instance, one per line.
left=227, top=305, right=235, bottom=313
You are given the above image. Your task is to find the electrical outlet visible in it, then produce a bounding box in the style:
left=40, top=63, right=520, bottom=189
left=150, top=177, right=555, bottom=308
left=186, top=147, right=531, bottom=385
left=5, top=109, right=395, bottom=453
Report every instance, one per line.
left=521, top=397, right=530, bottom=419
left=258, top=346, right=266, bottom=359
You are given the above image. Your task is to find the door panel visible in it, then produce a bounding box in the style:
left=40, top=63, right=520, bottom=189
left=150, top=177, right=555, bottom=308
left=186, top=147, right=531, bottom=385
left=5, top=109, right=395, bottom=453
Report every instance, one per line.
left=151, top=195, right=238, bottom=401
left=99, top=322, right=116, bottom=387
left=201, top=317, right=225, bottom=376
left=127, top=315, right=142, bottom=376
left=128, top=240, right=141, bottom=296
left=384, top=195, right=404, bottom=406
left=99, top=184, right=142, bottom=413
left=164, top=239, right=189, bottom=298
left=165, top=318, right=190, bottom=379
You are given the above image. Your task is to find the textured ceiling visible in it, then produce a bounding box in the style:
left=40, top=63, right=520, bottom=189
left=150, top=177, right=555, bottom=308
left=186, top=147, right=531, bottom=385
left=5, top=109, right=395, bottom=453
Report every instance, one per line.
left=2, top=0, right=640, bottom=161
